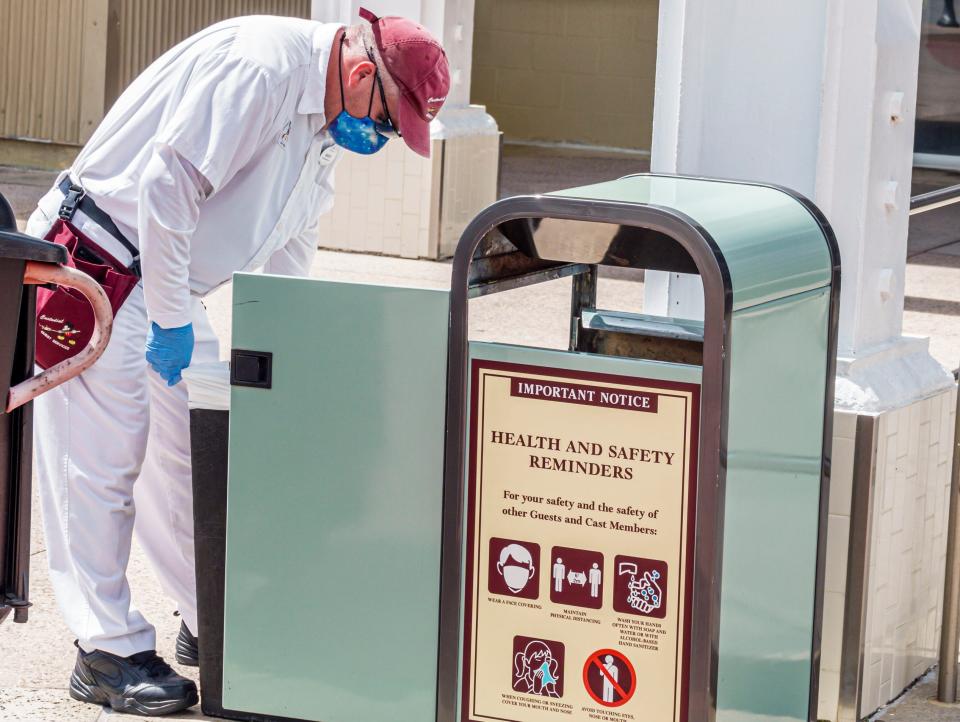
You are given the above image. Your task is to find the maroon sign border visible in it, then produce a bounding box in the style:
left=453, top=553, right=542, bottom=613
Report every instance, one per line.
left=461, top=358, right=701, bottom=722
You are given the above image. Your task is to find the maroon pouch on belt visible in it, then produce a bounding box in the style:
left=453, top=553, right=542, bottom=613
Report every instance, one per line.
left=35, top=219, right=139, bottom=369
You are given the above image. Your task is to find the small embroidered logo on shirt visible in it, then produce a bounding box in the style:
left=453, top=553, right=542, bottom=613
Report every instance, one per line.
left=39, top=316, right=81, bottom=350
left=278, top=120, right=292, bottom=148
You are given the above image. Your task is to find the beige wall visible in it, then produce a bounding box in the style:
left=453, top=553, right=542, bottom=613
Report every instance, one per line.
left=0, top=0, right=308, bottom=166
left=0, top=0, right=109, bottom=147
left=470, top=0, right=659, bottom=151
left=104, top=0, right=310, bottom=108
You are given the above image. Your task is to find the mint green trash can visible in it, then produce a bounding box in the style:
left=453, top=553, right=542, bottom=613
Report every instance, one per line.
left=209, top=174, right=839, bottom=722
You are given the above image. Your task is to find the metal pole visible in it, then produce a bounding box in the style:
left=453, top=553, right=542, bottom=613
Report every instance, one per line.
left=938, top=376, right=960, bottom=702
left=940, top=0, right=959, bottom=28
left=910, top=183, right=960, bottom=215
left=911, top=175, right=960, bottom=701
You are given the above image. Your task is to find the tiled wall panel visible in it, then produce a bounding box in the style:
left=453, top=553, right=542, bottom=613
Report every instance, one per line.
left=817, top=387, right=956, bottom=722
left=318, top=141, right=433, bottom=258
left=318, top=132, right=499, bottom=260
left=858, top=387, right=955, bottom=718
left=437, top=132, right=499, bottom=257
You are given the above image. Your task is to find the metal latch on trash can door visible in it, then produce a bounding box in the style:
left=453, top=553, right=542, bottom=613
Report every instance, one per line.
left=230, top=350, right=272, bottom=389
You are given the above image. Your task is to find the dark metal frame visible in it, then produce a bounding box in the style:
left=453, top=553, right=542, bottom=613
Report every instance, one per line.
left=0, top=273, right=37, bottom=625
left=836, top=415, right=878, bottom=721
left=0, top=197, right=67, bottom=625
left=784, top=192, right=841, bottom=722
left=763, top=184, right=841, bottom=722
left=436, top=174, right=841, bottom=722
left=438, top=191, right=733, bottom=722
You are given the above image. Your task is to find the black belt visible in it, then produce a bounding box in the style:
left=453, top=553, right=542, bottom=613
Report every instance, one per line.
left=57, top=177, right=141, bottom=277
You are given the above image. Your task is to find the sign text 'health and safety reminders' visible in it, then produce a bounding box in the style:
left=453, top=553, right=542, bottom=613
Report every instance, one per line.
left=463, top=360, right=700, bottom=722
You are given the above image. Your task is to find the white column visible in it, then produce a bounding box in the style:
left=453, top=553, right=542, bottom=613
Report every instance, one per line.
left=312, top=0, right=500, bottom=259
left=647, top=0, right=952, bottom=411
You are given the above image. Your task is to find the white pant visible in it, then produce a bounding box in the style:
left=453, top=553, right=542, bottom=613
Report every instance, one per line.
left=27, top=209, right=219, bottom=657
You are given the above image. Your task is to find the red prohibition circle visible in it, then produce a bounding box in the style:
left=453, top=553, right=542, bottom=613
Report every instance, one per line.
left=582, top=648, right=637, bottom=707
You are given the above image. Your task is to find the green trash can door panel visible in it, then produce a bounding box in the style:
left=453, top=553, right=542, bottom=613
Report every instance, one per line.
left=549, top=175, right=833, bottom=311
left=222, top=274, right=449, bottom=722
left=718, top=286, right=831, bottom=722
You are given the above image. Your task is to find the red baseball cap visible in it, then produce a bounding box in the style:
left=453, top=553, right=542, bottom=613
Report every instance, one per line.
left=359, top=7, right=450, bottom=158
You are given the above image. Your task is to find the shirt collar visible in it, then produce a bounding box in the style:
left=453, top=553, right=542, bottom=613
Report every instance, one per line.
left=297, top=22, right=344, bottom=119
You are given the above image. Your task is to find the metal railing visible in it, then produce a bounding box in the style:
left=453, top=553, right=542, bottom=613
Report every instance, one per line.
left=910, top=183, right=960, bottom=216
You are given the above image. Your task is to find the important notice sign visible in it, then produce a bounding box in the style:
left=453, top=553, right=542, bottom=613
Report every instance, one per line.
left=463, top=359, right=699, bottom=722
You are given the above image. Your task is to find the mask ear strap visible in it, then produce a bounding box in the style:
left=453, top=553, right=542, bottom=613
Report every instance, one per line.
left=338, top=34, right=346, bottom=110
left=366, top=67, right=377, bottom=118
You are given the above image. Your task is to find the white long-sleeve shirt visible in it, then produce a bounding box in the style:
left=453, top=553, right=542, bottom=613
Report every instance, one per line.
left=35, top=16, right=343, bottom=328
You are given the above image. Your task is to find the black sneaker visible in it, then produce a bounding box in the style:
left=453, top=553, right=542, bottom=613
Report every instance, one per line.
left=175, top=621, right=199, bottom=667
left=69, top=643, right=199, bottom=716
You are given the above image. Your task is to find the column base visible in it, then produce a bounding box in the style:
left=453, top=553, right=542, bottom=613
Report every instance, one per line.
left=834, top=335, right=954, bottom=413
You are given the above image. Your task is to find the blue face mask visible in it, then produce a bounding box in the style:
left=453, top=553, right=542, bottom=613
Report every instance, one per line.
left=329, top=35, right=390, bottom=155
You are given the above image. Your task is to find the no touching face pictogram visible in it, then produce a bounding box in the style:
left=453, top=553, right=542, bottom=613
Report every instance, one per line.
left=582, top=648, right=636, bottom=707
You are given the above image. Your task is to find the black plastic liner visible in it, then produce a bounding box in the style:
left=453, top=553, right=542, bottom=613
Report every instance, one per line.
left=190, top=408, right=308, bottom=722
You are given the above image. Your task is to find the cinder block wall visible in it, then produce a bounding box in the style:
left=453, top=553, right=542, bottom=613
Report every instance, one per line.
left=470, top=0, right=659, bottom=151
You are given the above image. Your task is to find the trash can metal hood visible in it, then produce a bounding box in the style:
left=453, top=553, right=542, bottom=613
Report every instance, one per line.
left=549, top=175, right=834, bottom=310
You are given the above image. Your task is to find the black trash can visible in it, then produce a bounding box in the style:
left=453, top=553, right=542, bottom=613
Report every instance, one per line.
left=185, top=363, right=238, bottom=719
left=0, top=192, right=68, bottom=625
left=190, top=407, right=230, bottom=716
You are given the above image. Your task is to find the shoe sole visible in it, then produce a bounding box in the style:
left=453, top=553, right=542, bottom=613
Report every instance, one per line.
left=70, top=673, right=199, bottom=717
left=175, top=630, right=200, bottom=667
left=175, top=651, right=199, bottom=667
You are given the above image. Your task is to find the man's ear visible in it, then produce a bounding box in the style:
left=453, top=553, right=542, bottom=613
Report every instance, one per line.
left=347, top=59, right=377, bottom=87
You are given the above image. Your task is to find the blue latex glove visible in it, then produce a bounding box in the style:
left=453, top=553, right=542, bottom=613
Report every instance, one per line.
left=145, top=322, right=194, bottom=386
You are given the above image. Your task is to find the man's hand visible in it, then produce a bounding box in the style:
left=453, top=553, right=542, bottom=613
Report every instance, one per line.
left=145, top=322, right=194, bottom=386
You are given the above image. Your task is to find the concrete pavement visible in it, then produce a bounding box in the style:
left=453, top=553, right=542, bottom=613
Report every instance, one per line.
left=871, top=669, right=960, bottom=722
left=1, top=152, right=960, bottom=721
